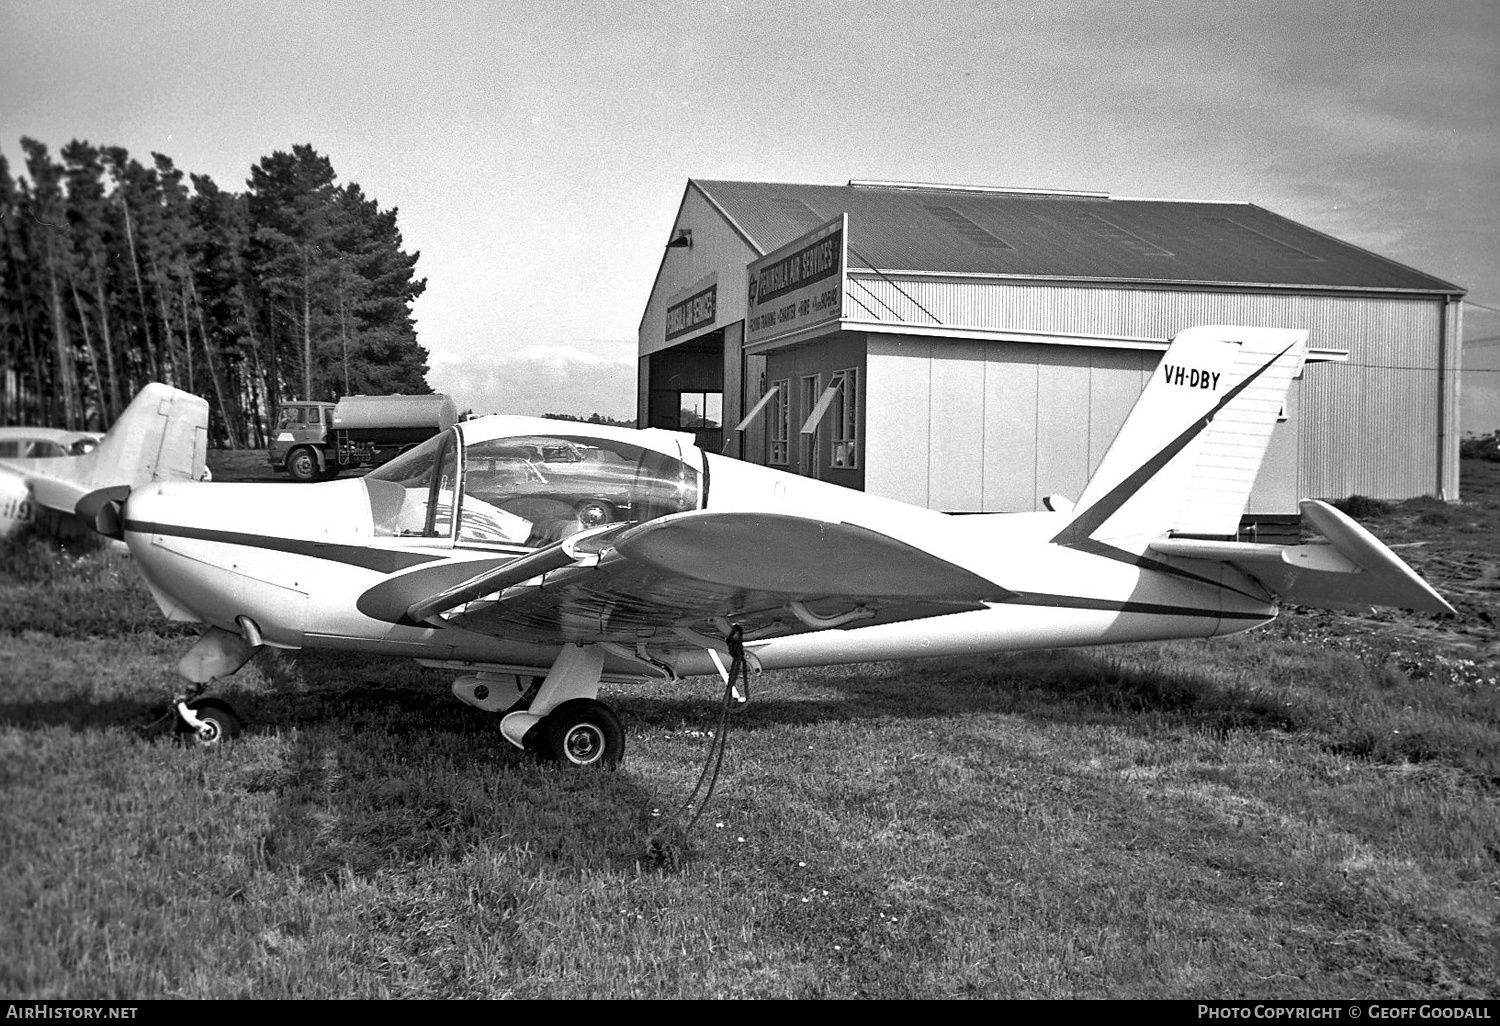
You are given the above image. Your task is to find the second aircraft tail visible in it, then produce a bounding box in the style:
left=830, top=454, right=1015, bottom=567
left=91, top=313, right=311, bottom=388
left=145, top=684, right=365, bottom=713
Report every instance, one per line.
left=29, top=384, right=210, bottom=516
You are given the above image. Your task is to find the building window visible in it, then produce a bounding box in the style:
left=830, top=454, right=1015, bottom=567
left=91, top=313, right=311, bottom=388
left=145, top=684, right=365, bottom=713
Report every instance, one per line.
left=799, top=374, right=821, bottom=472
left=831, top=368, right=858, bottom=469
left=769, top=379, right=789, bottom=465
left=678, top=391, right=723, bottom=430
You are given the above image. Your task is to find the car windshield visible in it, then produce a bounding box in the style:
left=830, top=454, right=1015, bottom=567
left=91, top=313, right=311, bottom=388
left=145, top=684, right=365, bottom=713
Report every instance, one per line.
left=456, top=432, right=700, bottom=548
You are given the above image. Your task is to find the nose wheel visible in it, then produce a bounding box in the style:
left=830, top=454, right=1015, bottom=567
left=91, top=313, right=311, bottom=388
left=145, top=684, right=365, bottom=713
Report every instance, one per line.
left=174, top=697, right=243, bottom=747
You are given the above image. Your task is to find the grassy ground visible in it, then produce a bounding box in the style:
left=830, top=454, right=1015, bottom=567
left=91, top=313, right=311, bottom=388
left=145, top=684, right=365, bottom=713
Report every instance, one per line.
left=0, top=455, right=1495, bottom=998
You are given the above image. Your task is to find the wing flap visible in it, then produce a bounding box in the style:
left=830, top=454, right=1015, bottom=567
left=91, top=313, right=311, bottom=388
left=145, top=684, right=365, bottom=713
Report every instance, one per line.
left=1149, top=499, right=1454, bottom=615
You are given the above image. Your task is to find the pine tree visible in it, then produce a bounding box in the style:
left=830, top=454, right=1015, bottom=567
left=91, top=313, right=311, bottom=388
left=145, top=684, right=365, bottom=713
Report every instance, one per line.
left=247, top=146, right=342, bottom=401
left=247, top=146, right=431, bottom=403
left=0, top=155, right=46, bottom=423
left=61, top=140, right=123, bottom=422
left=188, top=173, right=256, bottom=448
left=4, top=138, right=435, bottom=442
left=20, top=138, right=81, bottom=428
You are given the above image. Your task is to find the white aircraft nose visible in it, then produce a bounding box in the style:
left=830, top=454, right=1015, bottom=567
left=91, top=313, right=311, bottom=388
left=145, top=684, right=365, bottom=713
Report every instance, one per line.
left=121, top=481, right=170, bottom=532
left=121, top=477, right=382, bottom=646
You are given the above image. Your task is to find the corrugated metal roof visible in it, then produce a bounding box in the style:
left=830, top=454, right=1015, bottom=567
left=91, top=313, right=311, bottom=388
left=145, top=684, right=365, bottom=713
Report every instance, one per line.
left=691, top=179, right=1462, bottom=294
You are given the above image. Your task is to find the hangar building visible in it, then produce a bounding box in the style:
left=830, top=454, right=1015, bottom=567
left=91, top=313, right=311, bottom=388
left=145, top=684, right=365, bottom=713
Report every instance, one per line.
left=637, top=179, right=1465, bottom=526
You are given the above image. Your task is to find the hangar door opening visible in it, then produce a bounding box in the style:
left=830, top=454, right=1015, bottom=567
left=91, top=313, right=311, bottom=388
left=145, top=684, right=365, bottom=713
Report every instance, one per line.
left=646, top=329, right=725, bottom=452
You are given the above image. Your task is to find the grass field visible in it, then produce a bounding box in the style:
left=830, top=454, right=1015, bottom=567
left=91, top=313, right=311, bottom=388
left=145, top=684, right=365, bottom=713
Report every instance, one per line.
left=1, top=454, right=1496, bottom=998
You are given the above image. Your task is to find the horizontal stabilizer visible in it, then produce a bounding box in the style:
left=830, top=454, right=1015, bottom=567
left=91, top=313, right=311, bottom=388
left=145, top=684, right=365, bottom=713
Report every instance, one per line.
left=1149, top=500, right=1454, bottom=615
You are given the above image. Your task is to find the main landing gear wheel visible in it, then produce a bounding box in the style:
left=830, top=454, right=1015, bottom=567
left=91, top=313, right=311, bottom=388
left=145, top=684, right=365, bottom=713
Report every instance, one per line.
left=538, top=699, right=624, bottom=768
left=287, top=448, right=318, bottom=483
left=175, top=697, right=242, bottom=747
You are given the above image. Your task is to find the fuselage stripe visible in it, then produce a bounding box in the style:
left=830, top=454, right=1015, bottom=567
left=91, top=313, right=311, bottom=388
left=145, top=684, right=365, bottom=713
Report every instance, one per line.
left=122, top=519, right=445, bottom=573
left=1001, top=591, right=1269, bottom=621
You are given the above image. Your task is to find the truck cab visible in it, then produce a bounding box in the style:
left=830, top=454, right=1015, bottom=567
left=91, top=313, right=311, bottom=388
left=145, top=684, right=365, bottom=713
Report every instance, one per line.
left=268, top=401, right=335, bottom=481
left=269, top=394, right=458, bottom=482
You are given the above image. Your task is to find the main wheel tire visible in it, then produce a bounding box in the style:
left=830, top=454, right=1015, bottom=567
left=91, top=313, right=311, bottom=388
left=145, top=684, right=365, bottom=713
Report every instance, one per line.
left=287, top=448, right=319, bottom=483
left=540, top=699, right=624, bottom=768
left=175, top=698, right=242, bottom=747
left=575, top=500, right=614, bottom=528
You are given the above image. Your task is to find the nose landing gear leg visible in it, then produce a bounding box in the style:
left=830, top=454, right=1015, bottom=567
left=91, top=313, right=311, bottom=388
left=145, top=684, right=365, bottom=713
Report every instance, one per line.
left=170, top=624, right=262, bottom=747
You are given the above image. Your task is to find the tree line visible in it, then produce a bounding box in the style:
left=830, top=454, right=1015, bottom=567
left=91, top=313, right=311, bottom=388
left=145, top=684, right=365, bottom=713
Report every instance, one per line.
left=1, top=140, right=432, bottom=448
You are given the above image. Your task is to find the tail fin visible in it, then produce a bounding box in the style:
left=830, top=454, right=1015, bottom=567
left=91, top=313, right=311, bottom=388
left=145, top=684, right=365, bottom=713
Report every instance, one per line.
left=1053, top=325, right=1308, bottom=552
left=29, top=384, right=209, bottom=514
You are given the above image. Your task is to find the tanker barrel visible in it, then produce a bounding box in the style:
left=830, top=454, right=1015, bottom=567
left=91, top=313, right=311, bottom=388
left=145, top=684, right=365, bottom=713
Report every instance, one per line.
left=331, top=394, right=457, bottom=445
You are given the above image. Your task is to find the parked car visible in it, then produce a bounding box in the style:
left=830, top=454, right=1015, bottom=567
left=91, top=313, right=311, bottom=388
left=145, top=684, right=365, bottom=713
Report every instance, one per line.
left=464, top=441, right=638, bottom=528
left=0, top=427, right=104, bottom=459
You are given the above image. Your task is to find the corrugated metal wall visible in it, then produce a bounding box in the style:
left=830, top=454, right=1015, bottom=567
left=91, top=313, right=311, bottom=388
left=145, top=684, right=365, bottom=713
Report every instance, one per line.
left=866, top=336, right=1157, bottom=511
left=850, top=279, right=1451, bottom=502
left=865, top=333, right=1301, bottom=514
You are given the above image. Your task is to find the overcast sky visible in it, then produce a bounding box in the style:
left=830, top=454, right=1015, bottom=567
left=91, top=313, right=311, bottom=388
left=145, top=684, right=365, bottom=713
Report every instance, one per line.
left=3, top=0, right=1497, bottom=428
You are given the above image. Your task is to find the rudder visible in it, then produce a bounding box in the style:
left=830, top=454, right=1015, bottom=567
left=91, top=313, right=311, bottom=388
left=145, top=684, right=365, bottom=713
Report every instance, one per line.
left=1054, top=325, right=1308, bottom=552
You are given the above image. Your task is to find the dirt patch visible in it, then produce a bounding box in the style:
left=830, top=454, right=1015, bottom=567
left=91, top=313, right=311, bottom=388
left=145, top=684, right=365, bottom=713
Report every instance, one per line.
left=1275, top=458, right=1500, bottom=679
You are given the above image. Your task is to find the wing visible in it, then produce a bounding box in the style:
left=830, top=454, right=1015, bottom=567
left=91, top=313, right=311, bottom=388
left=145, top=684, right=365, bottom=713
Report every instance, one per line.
left=385, top=511, right=1012, bottom=646
left=1149, top=499, right=1454, bottom=615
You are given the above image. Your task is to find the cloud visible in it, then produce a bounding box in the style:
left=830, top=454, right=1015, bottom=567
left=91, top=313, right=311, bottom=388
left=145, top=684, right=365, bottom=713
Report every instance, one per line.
left=429, top=341, right=637, bottom=421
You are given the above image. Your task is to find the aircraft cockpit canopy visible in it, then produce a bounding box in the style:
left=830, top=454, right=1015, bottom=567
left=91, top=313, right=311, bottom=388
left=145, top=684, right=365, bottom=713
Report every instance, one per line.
left=365, top=425, right=702, bottom=547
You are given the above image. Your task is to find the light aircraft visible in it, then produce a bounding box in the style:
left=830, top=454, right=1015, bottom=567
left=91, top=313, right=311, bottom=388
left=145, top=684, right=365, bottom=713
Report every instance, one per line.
left=94, top=326, right=1454, bottom=761
left=1, top=385, right=209, bottom=542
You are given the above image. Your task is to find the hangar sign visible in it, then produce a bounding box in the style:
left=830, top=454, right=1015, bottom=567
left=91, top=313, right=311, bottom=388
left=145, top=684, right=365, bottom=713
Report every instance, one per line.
left=665, top=282, right=717, bottom=341
left=746, top=215, right=846, bottom=346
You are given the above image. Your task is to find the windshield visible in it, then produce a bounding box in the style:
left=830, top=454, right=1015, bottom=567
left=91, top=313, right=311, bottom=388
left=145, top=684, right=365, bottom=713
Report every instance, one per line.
left=456, top=432, right=700, bottom=548
left=366, top=430, right=458, bottom=538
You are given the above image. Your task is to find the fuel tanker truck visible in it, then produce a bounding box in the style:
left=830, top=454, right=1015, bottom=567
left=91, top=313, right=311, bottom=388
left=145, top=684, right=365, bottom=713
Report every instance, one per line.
left=268, top=393, right=458, bottom=482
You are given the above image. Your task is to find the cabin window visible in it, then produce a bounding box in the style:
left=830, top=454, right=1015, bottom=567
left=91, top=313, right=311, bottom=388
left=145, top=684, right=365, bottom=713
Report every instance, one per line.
left=456, top=432, right=701, bottom=549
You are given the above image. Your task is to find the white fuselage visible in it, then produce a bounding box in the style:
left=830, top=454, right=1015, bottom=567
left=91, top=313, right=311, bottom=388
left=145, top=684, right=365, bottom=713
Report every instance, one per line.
left=121, top=432, right=1277, bottom=683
